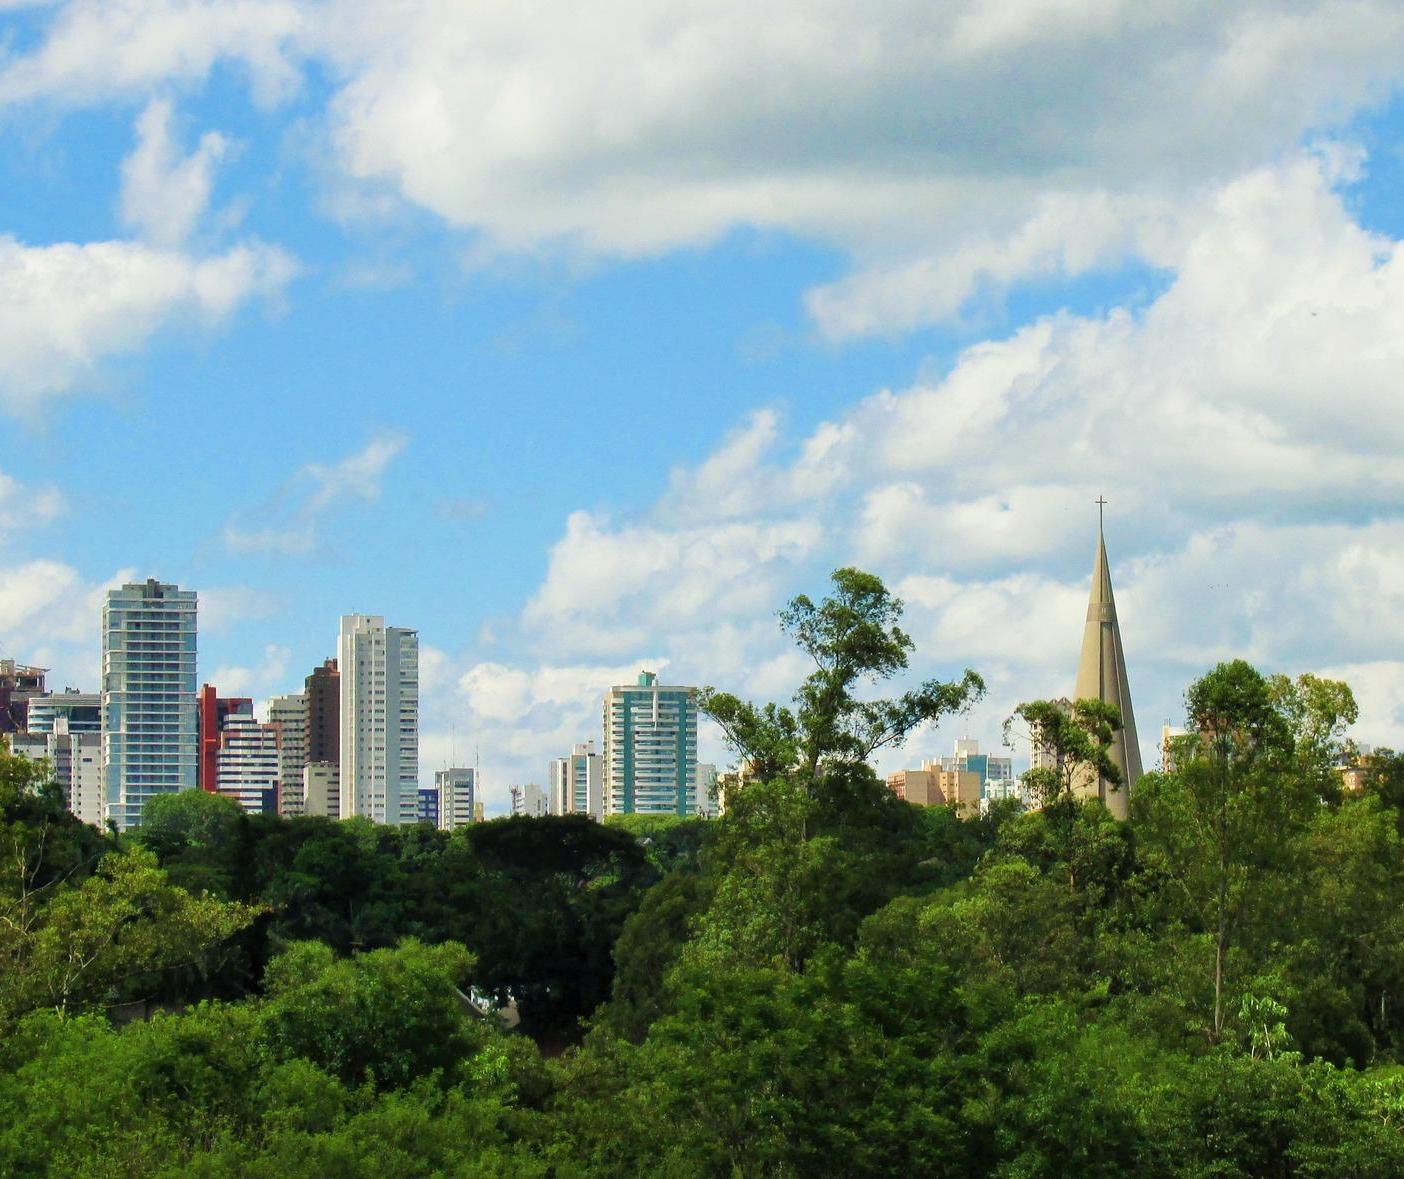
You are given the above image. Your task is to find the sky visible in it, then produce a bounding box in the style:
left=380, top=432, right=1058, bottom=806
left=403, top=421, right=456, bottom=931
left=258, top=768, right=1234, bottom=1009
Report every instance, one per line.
left=4, top=1, right=1404, bottom=813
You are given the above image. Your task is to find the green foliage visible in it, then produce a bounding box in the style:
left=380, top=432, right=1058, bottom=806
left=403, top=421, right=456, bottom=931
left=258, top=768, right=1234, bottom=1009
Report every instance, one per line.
left=1006, top=696, right=1123, bottom=808
left=0, top=940, right=543, bottom=1178
left=1136, top=661, right=1326, bottom=1042
left=6, top=592, right=1404, bottom=1176
left=261, top=939, right=485, bottom=1088
left=0, top=844, right=258, bottom=1026
left=701, top=567, right=984, bottom=790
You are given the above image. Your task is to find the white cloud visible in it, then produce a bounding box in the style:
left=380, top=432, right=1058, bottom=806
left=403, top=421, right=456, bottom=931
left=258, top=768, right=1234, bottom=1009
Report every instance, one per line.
left=0, top=0, right=306, bottom=107
left=0, top=469, right=65, bottom=541
left=522, top=509, right=822, bottom=657
left=198, top=585, right=285, bottom=634
left=0, top=561, right=134, bottom=690
left=211, top=643, right=291, bottom=699
left=9, top=1, right=1404, bottom=325
left=484, top=150, right=1404, bottom=779
left=222, top=431, right=409, bottom=555
left=120, top=97, right=229, bottom=246
left=0, top=234, right=297, bottom=414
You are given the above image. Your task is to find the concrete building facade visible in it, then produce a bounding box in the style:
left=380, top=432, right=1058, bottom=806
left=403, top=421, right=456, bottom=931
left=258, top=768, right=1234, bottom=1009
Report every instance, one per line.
left=26, top=690, right=100, bottom=735
left=214, top=712, right=280, bottom=814
left=303, top=762, right=340, bottom=818
left=11, top=726, right=104, bottom=826
left=435, top=767, right=476, bottom=830
left=338, top=616, right=419, bottom=825
left=268, top=692, right=308, bottom=815
left=548, top=741, right=603, bottom=819
left=602, top=671, right=698, bottom=816
left=102, top=580, right=198, bottom=830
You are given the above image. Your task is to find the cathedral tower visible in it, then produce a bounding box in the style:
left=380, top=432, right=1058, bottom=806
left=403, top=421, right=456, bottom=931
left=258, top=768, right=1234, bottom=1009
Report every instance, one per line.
left=1072, top=510, right=1142, bottom=819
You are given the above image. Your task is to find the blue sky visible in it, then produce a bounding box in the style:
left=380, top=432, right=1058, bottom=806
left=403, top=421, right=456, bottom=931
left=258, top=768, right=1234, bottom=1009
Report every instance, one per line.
left=5, top=1, right=1404, bottom=810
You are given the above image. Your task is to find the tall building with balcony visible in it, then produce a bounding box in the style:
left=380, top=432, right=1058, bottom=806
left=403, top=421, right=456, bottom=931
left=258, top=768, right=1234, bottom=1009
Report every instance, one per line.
left=338, top=615, right=419, bottom=825
left=435, top=767, right=477, bottom=830
left=268, top=692, right=308, bottom=815
left=102, top=580, right=197, bottom=830
left=13, top=689, right=103, bottom=825
left=602, top=671, right=698, bottom=816
left=10, top=725, right=104, bottom=826
left=214, top=712, right=280, bottom=814
left=26, top=689, right=101, bottom=735
left=548, top=741, right=602, bottom=818
left=198, top=686, right=252, bottom=794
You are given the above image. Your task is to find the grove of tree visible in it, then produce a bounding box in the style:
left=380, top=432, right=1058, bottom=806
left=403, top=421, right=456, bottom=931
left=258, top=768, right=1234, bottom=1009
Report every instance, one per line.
left=3, top=568, right=1404, bottom=1176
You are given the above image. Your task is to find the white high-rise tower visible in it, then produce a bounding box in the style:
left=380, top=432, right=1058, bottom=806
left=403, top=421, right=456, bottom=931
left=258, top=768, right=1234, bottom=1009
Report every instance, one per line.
left=338, top=615, right=419, bottom=825
left=101, top=579, right=198, bottom=830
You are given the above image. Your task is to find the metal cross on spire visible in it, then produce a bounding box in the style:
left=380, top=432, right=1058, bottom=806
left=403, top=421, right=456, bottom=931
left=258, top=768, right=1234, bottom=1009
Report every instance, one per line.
left=1096, top=495, right=1108, bottom=533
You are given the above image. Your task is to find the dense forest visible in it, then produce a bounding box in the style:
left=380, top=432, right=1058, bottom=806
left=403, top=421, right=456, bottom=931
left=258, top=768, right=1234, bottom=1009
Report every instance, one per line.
left=5, top=569, right=1404, bottom=1177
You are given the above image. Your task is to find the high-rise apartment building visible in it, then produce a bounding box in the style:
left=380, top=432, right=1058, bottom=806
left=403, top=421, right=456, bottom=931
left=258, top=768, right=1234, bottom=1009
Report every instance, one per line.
left=102, top=580, right=198, bottom=830
left=26, top=690, right=101, bottom=734
left=14, top=688, right=103, bottom=825
left=435, top=768, right=476, bottom=830
left=338, top=616, right=419, bottom=825
left=268, top=692, right=308, bottom=815
left=602, top=671, right=699, bottom=816
left=511, top=782, right=548, bottom=817
left=548, top=741, right=602, bottom=819
left=214, top=712, right=280, bottom=814
left=11, top=725, right=104, bottom=826
left=198, top=686, right=252, bottom=794
left=303, top=762, right=340, bottom=818
left=417, top=784, right=440, bottom=826
left=306, top=658, right=339, bottom=765
left=940, top=738, right=1014, bottom=788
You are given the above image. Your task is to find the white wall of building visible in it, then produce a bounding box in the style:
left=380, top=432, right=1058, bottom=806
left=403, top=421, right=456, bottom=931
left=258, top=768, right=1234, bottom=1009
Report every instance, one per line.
left=338, top=615, right=419, bottom=825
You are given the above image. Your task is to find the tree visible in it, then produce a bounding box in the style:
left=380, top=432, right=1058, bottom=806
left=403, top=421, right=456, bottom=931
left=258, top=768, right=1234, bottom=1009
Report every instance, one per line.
left=0, top=847, right=258, bottom=1023
left=1004, top=697, right=1123, bottom=811
left=701, top=567, right=984, bottom=800
left=1133, top=660, right=1311, bottom=1042
left=458, top=816, right=654, bottom=1041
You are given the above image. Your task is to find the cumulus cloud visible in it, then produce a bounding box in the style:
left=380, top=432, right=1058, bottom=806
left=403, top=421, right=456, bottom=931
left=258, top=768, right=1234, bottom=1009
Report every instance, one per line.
left=211, top=643, right=291, bottom=699
left=0, top=561, right=134, bottom=690
left=496, top=150, right=1404, bottom=774
left=222, top=431, right=409, bottom=555
left=0, top=0, right=306, bottom=107
left=8, top=1, right=1404, bottom=325
left=0, top=234, right=297, bottom=414
left=522, top=509, right=822, bottom=657
left=120, top=97, right=230, bottom=246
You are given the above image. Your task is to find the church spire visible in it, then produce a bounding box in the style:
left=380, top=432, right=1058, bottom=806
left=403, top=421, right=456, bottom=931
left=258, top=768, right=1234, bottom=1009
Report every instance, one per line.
left=1072, top=501, right=1141, bottom=818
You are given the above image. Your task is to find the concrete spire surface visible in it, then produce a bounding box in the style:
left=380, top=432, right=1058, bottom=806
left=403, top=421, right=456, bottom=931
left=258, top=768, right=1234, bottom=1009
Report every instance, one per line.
left=1072, top=514, right=1141, bottom=819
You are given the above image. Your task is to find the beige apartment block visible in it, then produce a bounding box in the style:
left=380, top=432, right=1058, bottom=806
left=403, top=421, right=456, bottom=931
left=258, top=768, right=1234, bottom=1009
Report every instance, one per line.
left=887, top=766, right=982, bottom=812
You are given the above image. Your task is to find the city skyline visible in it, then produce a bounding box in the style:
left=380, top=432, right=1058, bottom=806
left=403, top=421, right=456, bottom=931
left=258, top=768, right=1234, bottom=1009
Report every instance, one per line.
left=5, top=4, right=1404, bottom=811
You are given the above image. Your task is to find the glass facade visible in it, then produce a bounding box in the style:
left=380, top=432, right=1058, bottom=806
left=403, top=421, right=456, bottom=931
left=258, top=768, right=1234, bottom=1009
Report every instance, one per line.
left=602, top=672, right=698, bottom=816
left=102, top=579, right=198, bottom=830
